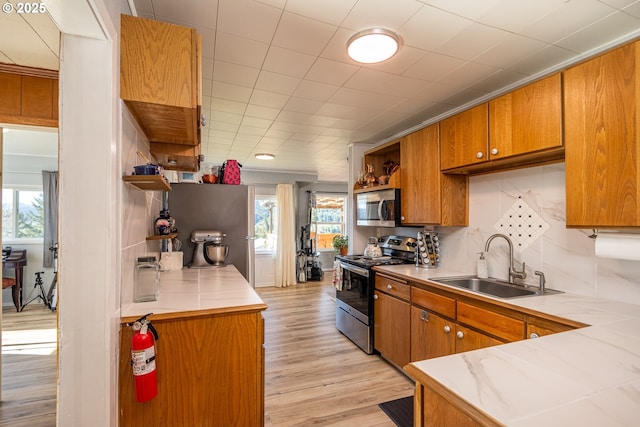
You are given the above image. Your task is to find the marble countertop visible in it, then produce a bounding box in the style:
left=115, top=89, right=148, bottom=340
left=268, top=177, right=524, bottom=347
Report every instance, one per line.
left=121, top=265, right=267, bottom=322
left=375, top=264, right=640, bottom=426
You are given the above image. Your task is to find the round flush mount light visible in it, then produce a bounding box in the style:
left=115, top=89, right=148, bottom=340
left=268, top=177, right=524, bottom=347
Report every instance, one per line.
left=347, top=28, right=401, bottom=64
left=255, top=153, right=275, bottom=160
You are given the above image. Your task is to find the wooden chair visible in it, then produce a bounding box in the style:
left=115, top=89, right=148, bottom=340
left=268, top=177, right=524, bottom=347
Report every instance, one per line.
left=2, top=277, right=19, bottom=311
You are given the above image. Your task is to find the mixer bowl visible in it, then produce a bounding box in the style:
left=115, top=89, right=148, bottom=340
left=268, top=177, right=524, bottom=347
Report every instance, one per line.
left=204, top=244, right=228, bottom=265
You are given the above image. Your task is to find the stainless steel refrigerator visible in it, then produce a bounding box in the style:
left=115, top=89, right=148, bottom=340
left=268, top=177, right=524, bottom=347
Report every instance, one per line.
left=168, top=183, right=255, bottom=286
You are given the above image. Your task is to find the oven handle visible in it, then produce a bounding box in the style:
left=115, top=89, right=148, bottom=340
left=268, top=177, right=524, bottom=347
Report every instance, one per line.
left=339, top=262, right=369, bottom=278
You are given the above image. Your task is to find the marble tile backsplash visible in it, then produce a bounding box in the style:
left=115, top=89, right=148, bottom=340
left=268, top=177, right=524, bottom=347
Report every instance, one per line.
left=439, top=163, right=640, bottom=305
left=121, top=106, right=161, bottom=306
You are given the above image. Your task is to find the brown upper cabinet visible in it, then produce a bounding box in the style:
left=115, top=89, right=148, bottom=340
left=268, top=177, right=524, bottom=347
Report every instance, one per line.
left=440, top=104, right=488, bottom=171
left=489, top=74, right=562, bottom=160
left=0, top=69, right=58, bottom=127
left=564, top=40, right=640, bottom=228
left=400, top=124, right=468, bottom=226
left=120, top=14, right=202, bottom=170
left=440, top=74, right=563, bottom=173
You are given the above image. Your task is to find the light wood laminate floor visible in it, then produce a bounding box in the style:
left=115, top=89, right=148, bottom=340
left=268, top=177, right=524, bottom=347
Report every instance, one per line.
left=257, top=279, right=414, bottom=427
left=1, top=303, right=57, bottom=427
left=0, top=277, right=414, bottom=427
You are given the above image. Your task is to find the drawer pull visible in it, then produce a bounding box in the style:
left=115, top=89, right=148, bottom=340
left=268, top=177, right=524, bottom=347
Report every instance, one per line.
left=530, top=332, right=539, bottom=339
left=456, top=331, right=464, bottom=339
left=387, top=284, right=393, bottom=290
left=443, top=325, right=451, bottom=333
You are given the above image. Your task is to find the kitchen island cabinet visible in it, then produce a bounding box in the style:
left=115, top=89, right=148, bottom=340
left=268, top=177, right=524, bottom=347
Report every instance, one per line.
left=118, top=267, right=267, bottom=427
left=564, top=39, right=640, bottom=228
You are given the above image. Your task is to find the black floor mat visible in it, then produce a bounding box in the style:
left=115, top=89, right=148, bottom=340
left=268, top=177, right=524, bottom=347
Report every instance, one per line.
left=378, top=395, right=413, bottom=427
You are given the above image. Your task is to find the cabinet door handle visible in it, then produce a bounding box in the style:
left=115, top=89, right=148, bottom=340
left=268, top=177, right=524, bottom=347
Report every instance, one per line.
left=490, top=148, right=499, bottom=155
left=387, top=284, right=393, bottom=290
left=456, top=331, right=464, bottom=339
left=443, top=325, right=451, bottom=333
left=373, top=294, right=378, bottom=300
left=530, top=332, right=539, bottom=339
left=476, top=151, right=484, bottom=159
left=421, top=310, right=429, bottom=322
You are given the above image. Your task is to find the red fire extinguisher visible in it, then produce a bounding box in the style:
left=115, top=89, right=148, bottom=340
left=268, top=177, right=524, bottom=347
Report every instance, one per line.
left=128, top=313, right=159, bottom=402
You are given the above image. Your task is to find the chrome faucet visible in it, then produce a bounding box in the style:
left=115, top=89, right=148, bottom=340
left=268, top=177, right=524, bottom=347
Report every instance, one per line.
left=484, top=234, right=527, bottom=284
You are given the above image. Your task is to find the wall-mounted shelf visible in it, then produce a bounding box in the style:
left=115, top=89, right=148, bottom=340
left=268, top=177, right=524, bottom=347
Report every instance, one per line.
left=123, top=175, right=171, bottom=191
left=146, top=232, right=178, bottom=241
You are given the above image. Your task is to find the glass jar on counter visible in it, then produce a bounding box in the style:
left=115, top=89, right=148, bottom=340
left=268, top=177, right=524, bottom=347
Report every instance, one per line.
left=134, top=256, right=159, bottom=302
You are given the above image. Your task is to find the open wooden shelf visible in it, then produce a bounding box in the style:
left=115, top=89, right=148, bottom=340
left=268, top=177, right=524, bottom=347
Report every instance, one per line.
left=146, top=232, right=178, bottom=241
left=123, top=175, right=171, bottom=191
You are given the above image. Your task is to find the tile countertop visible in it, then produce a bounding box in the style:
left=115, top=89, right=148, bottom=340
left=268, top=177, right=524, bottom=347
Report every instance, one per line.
left=375, top=264, right=640, bottom=426
left=120, top=265, right=267, bottom=323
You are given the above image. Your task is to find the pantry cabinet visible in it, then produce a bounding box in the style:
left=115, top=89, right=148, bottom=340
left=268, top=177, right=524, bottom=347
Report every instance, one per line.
left=120, top=14, right=202, bottom=171
left=400, top=124, right=468, bottom=226
left=564, top=40, right=640, bottom=227
left=374, top=274, right=411, bottom=368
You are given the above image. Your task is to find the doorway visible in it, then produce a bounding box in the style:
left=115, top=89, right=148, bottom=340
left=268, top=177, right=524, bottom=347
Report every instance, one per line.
left=1, top=125, right=58, bottom=424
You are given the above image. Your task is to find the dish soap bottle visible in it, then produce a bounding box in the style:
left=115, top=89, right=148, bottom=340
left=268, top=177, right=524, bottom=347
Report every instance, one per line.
left=477, top=252, right=488, bottom=278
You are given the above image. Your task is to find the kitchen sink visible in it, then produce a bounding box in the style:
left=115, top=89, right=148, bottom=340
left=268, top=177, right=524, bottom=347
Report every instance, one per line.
left=431, top=276, right=561, bottom=299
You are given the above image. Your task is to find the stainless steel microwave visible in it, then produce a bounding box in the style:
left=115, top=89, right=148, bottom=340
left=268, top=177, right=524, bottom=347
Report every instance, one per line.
left=356, top=189, right=401, bottom=227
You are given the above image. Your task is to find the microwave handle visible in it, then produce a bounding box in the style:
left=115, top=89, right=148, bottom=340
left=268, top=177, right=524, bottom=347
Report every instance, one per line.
left=378, top=197, right=386, bottom=221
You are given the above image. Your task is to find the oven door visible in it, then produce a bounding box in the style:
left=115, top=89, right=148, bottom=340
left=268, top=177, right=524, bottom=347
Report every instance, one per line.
left=336, top=262, right=372, bottom=324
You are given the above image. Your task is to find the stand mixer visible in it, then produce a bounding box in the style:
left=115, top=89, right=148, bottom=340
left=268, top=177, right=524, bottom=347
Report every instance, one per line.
left=189, top=230, right=229, bottom=268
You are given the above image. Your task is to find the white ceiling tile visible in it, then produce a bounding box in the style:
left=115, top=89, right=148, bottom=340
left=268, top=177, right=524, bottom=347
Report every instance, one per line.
left=249, top=89, right=290, bottom=109
left=292, top=80, right=340, bottom=102
left=210, top=121, right=239, bottom=133
left=212, top=82, right=253, bottom=103
left=439, top=61, right=500, bottom=89
left=342, top=0, right=422, bottom=31
left=510, top=44, right=583, bottom=76
left=214, top=32, right=269, bottom=68
left=211, top=110, right=243, bottom=125
left=255, top=71, right=301, bottom=96
left=272, top=11, right=337, bottom=56
left=475, top=0, right=567, bottom=33
left=263, top=46, right=316, bottom=78
left=305, top=58, right=360, bottom=86
left=211, top=98, right=247, bottom=115
left=555, top=11, right=640, bottom=53
left=240, top=117, right=273, bottom=130
left=434, top=23, right=511, bottom=61
left=472, top=34, right=548, bottom=70
left=213, top=61, right=260, bottom=88
left=245, top=104, right=281, bottom=120
left=400, top=5, right=472, bottom=51
left=421, top=0, right=502, bottom=20
left=520, top=0, right=617, bottom=44
left=283, top=97, right=324, bottom=115
left=285, top=0, right=357, bottom=25
left=0, top=50, right=13, bottom=64
left=622, top=2, right=640, bottom=18
left=403, top=51, right=466, bottom=82
left=345, top=68, right=433, bottom=98
left=218, top=0, right=280, bottom=42
left=328, top=87, right=404, bottom=111
left=599, top=0, right=638, bottom=9
left=148, top=0, right=218, bottom=29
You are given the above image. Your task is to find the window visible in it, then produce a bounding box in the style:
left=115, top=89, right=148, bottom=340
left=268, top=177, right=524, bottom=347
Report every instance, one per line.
left=2, top=188, right=45, bottom=240
left=311, top=194, right=347, bottom=250
left=255, top=195, right=277, bottom=252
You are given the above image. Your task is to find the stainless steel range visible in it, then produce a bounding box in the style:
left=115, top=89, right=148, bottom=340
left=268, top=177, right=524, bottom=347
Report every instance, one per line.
left=335, top=235, right=416, bottom=354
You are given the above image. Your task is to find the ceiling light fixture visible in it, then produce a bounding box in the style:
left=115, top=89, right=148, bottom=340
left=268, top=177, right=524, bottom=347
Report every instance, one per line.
left=255, top=153, right=275, bottom=160
left=347, top=28, right=401, bottom=64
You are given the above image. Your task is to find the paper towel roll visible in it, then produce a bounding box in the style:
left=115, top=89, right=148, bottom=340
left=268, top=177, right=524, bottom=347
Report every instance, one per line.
left=594, top=233, right=640, bottom=261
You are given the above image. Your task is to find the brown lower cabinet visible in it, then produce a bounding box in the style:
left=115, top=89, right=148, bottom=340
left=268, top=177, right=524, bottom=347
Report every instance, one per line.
left=374, top=275, right=411, bottom=368
left=118, top=309, right=265, bottom=427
